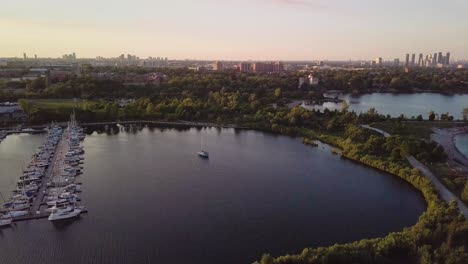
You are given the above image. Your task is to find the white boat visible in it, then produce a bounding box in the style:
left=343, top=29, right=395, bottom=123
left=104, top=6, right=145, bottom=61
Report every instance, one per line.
left=197, top=136, right=209, bottom=158
left=7, top=210, right=28, bottom=218
left=0, top=217, right=12, bottom=227
left=48, top=201, right=81, bottom=221
left=197, top=150, right=209, bottom=158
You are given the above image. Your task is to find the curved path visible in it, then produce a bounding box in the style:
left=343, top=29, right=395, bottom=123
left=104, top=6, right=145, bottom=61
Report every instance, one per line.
left=361, top=125, right=468, bottom=218
left=431, top=127, right=468, bottom=171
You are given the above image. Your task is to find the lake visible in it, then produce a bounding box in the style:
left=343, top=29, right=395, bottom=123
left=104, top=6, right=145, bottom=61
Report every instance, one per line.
left=454, top=133, right=468, bottom=159
left=0, top=125, right=426, bottom=264
left=303, top=93, right=468, bottom=119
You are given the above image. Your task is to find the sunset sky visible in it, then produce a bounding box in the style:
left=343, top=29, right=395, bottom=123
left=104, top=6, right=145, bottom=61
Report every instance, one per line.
left=1, top=0, right=467, bottom=60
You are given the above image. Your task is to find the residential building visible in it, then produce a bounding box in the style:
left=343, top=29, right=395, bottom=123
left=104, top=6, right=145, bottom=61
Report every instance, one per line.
left=308, top=74, right=319, bottom=86
left=252, top=62, right=284, bottom=73
left=298, top=77, right=307, bottom=89
left=239, top=62, right=252, bottom=72
left=213, top=61, right=223, bottom=71
left=375, top=57, right=383, bottom=66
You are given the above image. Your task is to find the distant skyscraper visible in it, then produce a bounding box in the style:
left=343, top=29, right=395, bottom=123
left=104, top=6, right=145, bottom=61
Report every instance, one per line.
left=213, top=61, right=223, bottom=71
left=438, top=52, right=443, bottom=63
left=34, top=54, right=37, bottom=60
left=418, top=53, right=424, bottom=67
left=432, top=53, right=437, bottom=66
left=394, top=58, right=400, bottom=67
left=411, top=54, right=416, bottom=66
left=72, top=52, right=76, bottom=60
left=23, top=52, right=27, bottom=60
left=445, top=52, right=450, bottom=65
left=405, top=54, right=409, bottom=66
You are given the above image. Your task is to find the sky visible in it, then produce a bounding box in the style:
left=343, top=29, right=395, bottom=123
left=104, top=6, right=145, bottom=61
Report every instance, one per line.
left=0, top=0, right=467, bottom=61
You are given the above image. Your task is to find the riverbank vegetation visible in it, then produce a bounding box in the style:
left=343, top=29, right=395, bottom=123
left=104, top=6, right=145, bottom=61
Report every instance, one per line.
left=258, top=126, right=468, bottom=264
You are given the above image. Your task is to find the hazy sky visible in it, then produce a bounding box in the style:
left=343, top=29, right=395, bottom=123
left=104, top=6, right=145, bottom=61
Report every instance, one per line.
left=1, top=0, right=467, bottom=60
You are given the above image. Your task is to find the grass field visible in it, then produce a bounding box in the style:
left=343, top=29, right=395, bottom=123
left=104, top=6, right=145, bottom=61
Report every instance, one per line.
left=371, top=120, right=466, bottom=138
left=19, top=99, right=99, bottom=113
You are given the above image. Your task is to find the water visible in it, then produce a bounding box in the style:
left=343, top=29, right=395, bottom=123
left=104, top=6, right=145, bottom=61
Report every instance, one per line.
left=0, top=133, right=45, bottom=197
left=0, top=125, right=426, bottom=264
left=454, top=133, right=468, bottom=159
left=303, top=93, right=468, bottom=119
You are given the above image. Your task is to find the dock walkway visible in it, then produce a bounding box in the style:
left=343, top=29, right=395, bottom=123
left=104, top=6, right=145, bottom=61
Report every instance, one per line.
left=30, top=132, right=67, bottom=214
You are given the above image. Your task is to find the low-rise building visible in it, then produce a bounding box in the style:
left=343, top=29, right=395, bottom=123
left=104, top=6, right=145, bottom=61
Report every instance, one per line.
left=0, top=105, right=27, bottom=123
left=308, top=74, right=319, bottom=86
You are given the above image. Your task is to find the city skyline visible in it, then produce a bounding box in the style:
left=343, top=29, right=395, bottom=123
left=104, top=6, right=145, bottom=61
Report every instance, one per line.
left=1, top=0, right=468, bottom=60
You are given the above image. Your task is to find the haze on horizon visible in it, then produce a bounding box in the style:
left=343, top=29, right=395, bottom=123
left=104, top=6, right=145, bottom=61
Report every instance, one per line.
left=1, top=0, right=467, bottom=61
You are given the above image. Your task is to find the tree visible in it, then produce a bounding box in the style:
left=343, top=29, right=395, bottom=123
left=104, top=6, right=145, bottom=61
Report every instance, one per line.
left=391, top=148, right=402, bottom=161
left=461, top=182, right=468, bottom=204
left=274, top=88, right=282, bottom=98
left=428, top=111, right=436, bottom=121
left=463, top=108, right=468, bottom=121
left=260, top=254, right=274, bottom=264
left=341, top=100, right=349, bottom=113
left=146, top=102, right=154, bottom=114
left=28, top=77, right=47, bottom=92
left=416, top=114, right=423, bottom=121
left=440, top=112, right=450, bottom=121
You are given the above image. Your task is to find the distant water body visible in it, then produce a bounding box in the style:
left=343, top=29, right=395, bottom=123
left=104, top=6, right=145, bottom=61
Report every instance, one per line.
left=0, top=125, right=426, bottom=264
left=454, top=133, right=468, bottom=159
left=304, top=93, right=468, bottom=119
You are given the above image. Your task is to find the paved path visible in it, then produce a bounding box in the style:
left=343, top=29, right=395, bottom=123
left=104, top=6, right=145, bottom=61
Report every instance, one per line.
left=432, top=127, right=468, bottom=171
left=361, top=125, right=468, bottom=218
left=360, top=125, right=391, bottom=138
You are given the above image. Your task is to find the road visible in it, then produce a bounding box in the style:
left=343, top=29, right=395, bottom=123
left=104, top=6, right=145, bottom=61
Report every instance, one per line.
left=360, top=125, right=468, bottom=218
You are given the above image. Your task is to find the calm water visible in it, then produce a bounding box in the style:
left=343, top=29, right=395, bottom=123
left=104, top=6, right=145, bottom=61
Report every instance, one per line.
left=0, top=134, right=45, bottom=196
left=454, top=133, right=468, bottom=158
left=304, top=93, right=468, bottom=119
left=0, top=125, right=426, bottom=264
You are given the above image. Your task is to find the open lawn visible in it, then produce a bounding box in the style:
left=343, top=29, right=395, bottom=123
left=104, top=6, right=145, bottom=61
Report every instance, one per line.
left=371, top=120, right=466, bottom=139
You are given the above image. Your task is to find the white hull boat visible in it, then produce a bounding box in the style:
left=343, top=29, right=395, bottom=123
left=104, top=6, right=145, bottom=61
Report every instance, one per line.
left=0, top=218, right=12, bottom=227
left=7, top=210, right=29, bottom=218
left=48, top=207, right=81, bottom=221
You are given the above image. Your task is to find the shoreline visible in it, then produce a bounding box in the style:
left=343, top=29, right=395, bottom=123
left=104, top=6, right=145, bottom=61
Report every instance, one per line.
left=432, top=126, right=468, bottom=170
left=0, top=120, right=251, bottom=131
left=453, top=132, right=468, bottom=161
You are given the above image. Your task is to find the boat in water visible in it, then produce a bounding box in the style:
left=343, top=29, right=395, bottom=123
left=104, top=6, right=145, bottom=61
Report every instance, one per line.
left=7, top=210, right=29, bottom=218
left=48, top=201, right=81, bottom=221
left=0, top=215, right=12, bottom=228
left=198, top=150, right=209, bottom=158
left=197, top=135, right=209, bottom=159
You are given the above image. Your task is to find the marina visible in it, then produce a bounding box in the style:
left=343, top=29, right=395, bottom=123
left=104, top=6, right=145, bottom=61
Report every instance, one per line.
left=0, top=116, right=87, bottom=226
